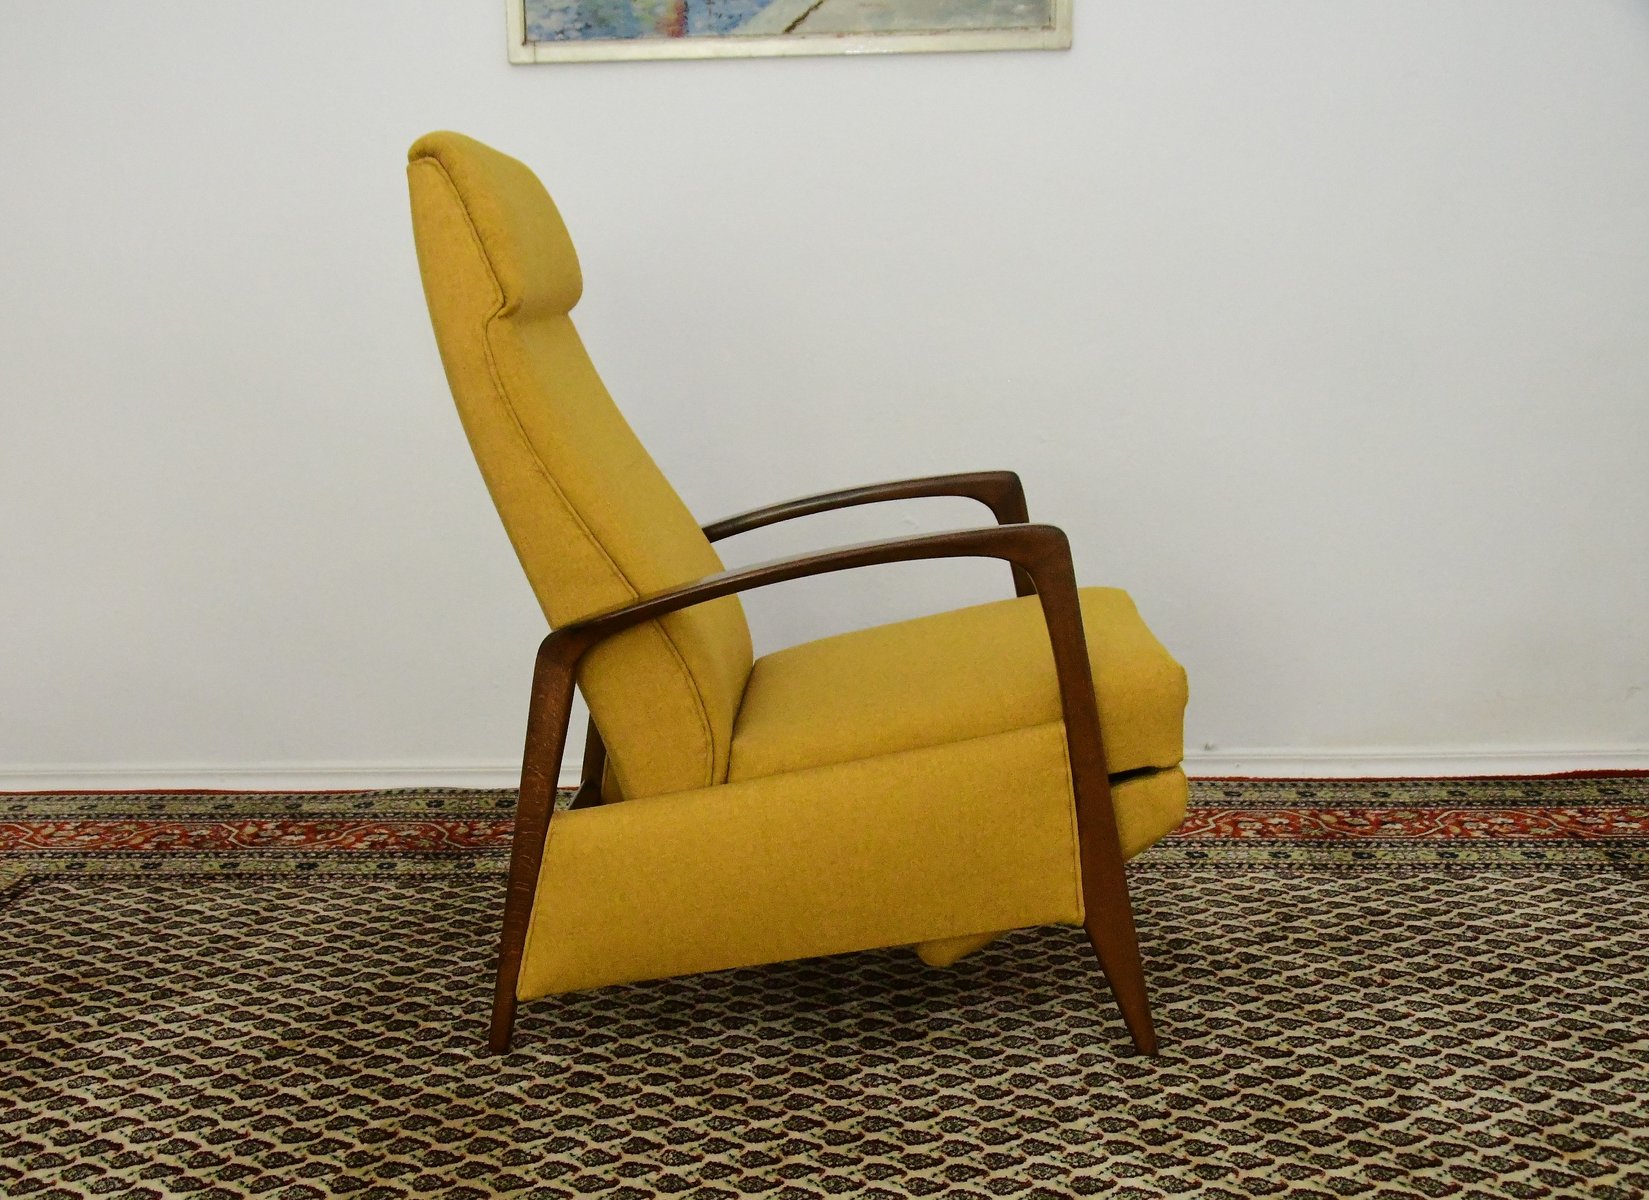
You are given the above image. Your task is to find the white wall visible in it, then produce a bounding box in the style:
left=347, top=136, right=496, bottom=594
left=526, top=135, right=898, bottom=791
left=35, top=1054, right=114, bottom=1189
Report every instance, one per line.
left=3, top=1, right=1648, bottom=787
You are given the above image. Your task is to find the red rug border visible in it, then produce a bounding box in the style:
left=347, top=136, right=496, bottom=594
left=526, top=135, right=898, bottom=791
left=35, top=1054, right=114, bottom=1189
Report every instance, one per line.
left=3, top=768, right=1646, bottom=798
left=1193, top=769, right=1649, bottom=783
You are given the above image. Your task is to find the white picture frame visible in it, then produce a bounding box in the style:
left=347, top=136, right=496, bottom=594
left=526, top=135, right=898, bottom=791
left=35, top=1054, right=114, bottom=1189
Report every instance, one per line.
left=507, top=1, right=1073, bottom=64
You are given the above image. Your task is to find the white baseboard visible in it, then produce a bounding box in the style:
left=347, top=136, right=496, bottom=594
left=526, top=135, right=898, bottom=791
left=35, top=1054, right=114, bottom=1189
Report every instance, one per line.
left=0, top=761, right=527, bottom=793
left=3, top=748, right=1646, bottom=793
left=1181, top=748, right=1649, bottom=779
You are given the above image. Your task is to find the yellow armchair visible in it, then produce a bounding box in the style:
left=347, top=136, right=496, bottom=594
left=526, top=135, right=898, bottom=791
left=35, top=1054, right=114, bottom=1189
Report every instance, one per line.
left=405, top=132, right=1188, bottom=1056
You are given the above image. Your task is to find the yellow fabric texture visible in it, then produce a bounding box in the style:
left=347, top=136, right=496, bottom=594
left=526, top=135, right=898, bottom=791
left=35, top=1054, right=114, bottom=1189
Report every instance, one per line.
left=519, top=724, right=1086, bottom=998
left=731, top=587, right=1187, bottom=784
left=406, top=132, right=753, bottom=801
left=911, top=765, right=1188, bottom=968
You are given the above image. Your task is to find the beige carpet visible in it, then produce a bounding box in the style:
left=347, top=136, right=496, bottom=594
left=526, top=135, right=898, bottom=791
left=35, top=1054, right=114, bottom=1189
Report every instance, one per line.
left=1, top=777, right=1646, bottom=1198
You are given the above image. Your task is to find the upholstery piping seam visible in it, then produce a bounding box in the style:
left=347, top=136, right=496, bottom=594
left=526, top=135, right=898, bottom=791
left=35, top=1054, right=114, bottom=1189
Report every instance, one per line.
left=412, top=153, right=718, bottom=789
left=730, top=702, right=1183, bottom=788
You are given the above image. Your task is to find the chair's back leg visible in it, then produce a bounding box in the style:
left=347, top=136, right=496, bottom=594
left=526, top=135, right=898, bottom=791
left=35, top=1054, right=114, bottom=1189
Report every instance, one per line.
left=491, top=638, right=579, bottom=1054
left=569, top=715, right=606, bottom=809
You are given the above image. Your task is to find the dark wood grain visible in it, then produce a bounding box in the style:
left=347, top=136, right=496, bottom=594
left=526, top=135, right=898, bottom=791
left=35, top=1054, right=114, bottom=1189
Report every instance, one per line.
left=491, top=522, right=1154, bottom=1055
left=1019, top=545, right=1157, bottom=1056
left=702, top=471, right=1036, bottom=597
left=490, top=639, right=577, bottom=1054
left=700, top=471, right=1028, bottom=541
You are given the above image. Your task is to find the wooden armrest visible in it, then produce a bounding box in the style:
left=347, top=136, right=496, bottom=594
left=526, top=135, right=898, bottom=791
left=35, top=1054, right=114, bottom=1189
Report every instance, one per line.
left=701, top=471, right=1029, bottom=542
left=701, top=471, right=1033, bottom=597
left=553, top=523, right=1050, bottom=658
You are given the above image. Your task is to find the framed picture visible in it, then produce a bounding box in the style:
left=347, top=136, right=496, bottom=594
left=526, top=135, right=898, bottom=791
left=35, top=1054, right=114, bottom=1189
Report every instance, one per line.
left=508, top=1, right=1073, bottom=63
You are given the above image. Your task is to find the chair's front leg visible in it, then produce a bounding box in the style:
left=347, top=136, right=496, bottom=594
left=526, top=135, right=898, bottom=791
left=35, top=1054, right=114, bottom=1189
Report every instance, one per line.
left=1022, top=545, right=1158, bottom=1057
left=1075, top=777, right=1156, bottom=1057
left=490, top=632, right=580, bottom=1054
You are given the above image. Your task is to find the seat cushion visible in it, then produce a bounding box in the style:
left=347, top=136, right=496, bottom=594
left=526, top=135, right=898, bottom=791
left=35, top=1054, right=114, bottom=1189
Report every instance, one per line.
left=729, top=587, right=1186, bottom=784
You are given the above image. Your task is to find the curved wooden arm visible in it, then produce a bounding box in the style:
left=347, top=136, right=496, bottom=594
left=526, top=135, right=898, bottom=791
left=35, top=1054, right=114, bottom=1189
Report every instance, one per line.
left=495, top=520, right=1152, bottom=1054
left=701, top=470, right=1034, bottom=598
left=701, top=471, right=1030, bottom=542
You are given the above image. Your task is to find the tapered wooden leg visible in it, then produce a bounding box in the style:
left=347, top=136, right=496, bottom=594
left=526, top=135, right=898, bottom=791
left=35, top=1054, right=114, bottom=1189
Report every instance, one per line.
left=490, top=635, right=578, bottom=1055
left=1076, top=775, right=1158, bottom=1056
left=1084, top=918, right=1157, bottom=1056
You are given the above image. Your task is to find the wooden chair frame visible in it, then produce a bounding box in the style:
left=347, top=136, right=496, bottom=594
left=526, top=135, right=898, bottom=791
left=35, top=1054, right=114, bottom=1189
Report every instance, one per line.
left=492, top=471, right=1158, bottom=1056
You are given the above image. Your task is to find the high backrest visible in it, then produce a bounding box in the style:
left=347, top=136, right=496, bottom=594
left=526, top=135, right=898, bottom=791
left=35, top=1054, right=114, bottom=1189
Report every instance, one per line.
left=406, top=131, right=753, bottom=799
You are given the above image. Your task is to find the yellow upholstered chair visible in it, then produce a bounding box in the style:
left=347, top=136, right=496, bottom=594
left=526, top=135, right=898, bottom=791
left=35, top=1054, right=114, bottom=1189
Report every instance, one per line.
left=406, top=132, right=1189, bottom=1056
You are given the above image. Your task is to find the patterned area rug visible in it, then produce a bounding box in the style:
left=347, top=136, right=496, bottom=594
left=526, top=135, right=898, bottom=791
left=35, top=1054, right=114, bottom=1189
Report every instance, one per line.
left=2, top=778, right=1646, bottom=1199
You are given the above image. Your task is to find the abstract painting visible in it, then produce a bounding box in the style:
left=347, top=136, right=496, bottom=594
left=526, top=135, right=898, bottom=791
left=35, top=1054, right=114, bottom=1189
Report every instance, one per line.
left=509, top=1, right=1072, bottom=62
